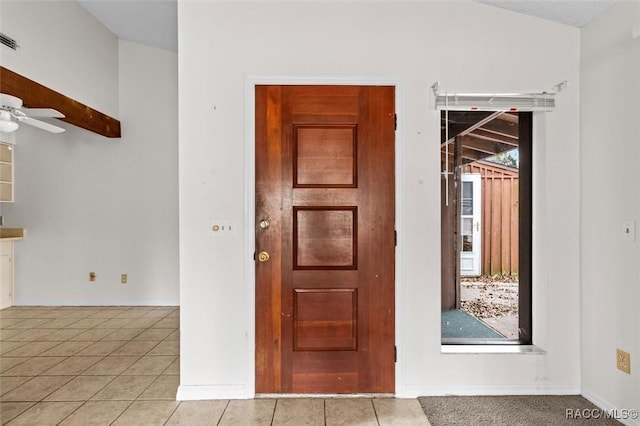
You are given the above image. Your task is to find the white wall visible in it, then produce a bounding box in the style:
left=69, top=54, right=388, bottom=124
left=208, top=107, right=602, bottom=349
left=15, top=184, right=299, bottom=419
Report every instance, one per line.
left=178, top=0, right=581, bottom=398
left=581, top=1, right=640, bottom=421
left=0, top=2, right=179, bottom=305
left=0, top=0, right=119, bottom=117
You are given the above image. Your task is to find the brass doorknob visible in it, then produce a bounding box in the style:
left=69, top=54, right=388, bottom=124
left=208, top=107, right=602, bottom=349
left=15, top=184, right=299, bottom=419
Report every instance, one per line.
left=259, top=219, right=270, bottom=229
left=258, top=251, right=270, bottom=262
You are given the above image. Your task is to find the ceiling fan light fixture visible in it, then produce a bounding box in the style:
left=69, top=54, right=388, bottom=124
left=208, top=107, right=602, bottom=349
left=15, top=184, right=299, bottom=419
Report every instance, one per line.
left=0, top=110, right=19, bottom=133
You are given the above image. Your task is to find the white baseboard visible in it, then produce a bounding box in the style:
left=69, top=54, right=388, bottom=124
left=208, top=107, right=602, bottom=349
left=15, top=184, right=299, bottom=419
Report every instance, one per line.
left=399, top=383, right=580, bottom=398
left=10, top=300, right=179, bottom=307
left=582, top=389, right=640, bottom=426
left=176, top=385, right=250, bottom=401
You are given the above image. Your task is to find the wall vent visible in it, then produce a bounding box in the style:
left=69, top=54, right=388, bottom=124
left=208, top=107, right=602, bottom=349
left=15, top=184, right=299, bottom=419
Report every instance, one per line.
left=0, top=33, right=18, bottom=50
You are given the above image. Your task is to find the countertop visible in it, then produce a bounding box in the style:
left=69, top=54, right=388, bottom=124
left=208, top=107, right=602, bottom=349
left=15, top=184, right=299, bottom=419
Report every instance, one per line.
left=0, top=228, right=25, bottom=240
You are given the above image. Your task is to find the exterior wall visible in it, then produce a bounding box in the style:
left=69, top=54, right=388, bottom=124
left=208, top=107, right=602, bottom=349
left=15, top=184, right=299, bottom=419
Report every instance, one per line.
left=178, top=0, right=581, bottom=398
left=462, top=162, right=519, bottom=276
left=580, top=1, right=640, bottom=421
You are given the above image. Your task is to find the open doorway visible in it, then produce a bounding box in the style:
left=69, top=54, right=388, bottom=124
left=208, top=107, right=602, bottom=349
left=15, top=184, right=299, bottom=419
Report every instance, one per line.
left=441, top=111, right=531, bottom=344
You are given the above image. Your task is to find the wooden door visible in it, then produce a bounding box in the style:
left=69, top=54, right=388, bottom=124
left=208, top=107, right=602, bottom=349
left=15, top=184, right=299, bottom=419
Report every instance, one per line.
left=255, top=85, right=395, bottom=394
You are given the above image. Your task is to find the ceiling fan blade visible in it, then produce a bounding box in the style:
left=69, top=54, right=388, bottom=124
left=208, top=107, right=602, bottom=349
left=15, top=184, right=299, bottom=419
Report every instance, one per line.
left=19, top=117, right=65, bottom=133
left=20, top=107, right=65, bottom=118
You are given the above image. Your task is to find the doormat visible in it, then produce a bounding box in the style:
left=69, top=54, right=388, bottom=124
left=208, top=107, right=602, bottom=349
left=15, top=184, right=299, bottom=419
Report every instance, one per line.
left=418, top=395, right=623, bottom=426
left=441, top=309, right=503, bottom=339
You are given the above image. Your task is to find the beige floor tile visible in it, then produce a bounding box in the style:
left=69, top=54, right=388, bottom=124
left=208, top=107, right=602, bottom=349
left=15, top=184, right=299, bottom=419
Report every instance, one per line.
left=325, top=399, right=377, bottom=426
left=0, top=357, right=29, bottom=374
left=165, top=400, right=228, bottom=425
left=0, top=401, right=35, bottom=424
left=80, top=356, right=140, bottom=376
left=64, top=318, right=108, bottom=329
left=165, top=330, right=179, bottom=340
left=100, top=328, right=145, bottom=341
left=138, top=375, right=179, bottom=400
left=2, top=356, right=66, bottom=376
left=4, top=318, right=50, bottom=329
left=7, top=401, right=83, bottom=425
left=111, top=400, right=179, bottom=425
left=0, top=311, right=35, bottom=319
left=69, top=328, right=117, bottom=341
left=133, top=328, right=174, bottom=341
left=44, top=375, right=117, bottom=402
left=0, top=342, right=27, bottom=356
left=122, top=318, right=160, bottom=329
left=110, top=340, right=158, bottom=356
left=272, top=398, right=324, bottom=426
left=140, top=310, right=173, bottom=319
left=162, top=358, right=180, bottom=375
left=112, top=310, right=146, bottom=320
left=122, top=355, right=176, bottom=375
left=75, top=341, right=126, bottom=357
left=59, top=400, right=131, bottom=426
left=1, top=375, right=74, bottom=401
left=0, top=376, right=31, bottom=396
left=3, top=341, right=59, bottom=357
left=60, top=309, right=102, bottom=319
left=0, top=329, right=24, bottom=341
left=147, top=340, right=179, bottom=356
left=39, top=318, right=82, bottom=329
left=91, top=375, right=156, bottom=400
left=220, top=399, right=276, bottom=426
left=373, top=398, right=432, bottom=425
left=93, top=318, right=133, bottom=329
left=151, top=318, right=179, bottom=329
left=39, top=341, right=93, bottom=357
left=28, top=309, right=68, bottom=319
left=87, top=309, right=127, bottom=319
left=0, top=318, right=22, bottom=328
left=42, top=356, right=102, bottom=375
left=4, top=329, right=56, bottom=343
left=36, top=328, right=85, bottom=342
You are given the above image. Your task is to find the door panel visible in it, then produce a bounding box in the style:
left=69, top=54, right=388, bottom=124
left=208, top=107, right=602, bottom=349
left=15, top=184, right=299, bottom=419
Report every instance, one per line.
left=255, top=85, right=395, bottom=394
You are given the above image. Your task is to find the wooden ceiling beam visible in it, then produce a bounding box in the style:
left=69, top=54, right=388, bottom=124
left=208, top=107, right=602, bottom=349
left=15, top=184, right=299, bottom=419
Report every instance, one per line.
left=477, top=118, right=518, bottom=139
left=468, top=128, right=519, bottom=146
left=0, top=67, right=121, bottom=138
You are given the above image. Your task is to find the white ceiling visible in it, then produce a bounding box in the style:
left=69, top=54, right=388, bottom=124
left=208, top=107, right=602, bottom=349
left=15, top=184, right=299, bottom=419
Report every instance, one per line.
left=77, top=0, right=177, bottom=52
left=76, top=0, right=618, bottom=53
left=476, top=0, right=618, bottom=27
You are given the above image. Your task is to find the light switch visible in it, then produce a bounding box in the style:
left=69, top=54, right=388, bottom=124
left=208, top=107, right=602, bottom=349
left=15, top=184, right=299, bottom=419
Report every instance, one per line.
left=622, top=221, right=635, bottom=241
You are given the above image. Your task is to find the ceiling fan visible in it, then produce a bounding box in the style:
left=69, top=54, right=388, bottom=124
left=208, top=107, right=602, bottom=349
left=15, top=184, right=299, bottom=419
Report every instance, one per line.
left=0, top=93, right=65, bottom=134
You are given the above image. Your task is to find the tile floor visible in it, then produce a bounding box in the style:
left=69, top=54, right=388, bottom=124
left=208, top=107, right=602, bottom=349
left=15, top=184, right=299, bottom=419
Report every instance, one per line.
left=0, top=306, right=430, bottom=425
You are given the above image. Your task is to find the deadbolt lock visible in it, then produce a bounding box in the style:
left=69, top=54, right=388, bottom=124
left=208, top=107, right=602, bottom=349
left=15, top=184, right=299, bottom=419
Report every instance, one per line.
left=258, top=251, right=270, bottom=262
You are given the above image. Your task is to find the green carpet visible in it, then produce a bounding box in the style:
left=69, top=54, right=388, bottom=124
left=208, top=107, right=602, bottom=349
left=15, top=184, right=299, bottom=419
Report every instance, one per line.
left=441, top=309, right=504, bottom=339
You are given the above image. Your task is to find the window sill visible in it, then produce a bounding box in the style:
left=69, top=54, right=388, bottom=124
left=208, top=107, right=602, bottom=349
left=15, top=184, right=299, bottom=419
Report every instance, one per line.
left=441, top=345, right=546, bottom=355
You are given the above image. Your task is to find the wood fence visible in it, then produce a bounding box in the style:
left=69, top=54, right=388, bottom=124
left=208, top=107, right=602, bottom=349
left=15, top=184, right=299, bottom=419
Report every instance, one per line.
left=462, top=162, right=519, bottom=276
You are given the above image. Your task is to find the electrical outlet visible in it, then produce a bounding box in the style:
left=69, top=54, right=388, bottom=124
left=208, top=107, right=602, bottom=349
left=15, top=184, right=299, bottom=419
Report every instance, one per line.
left=617, top=349, right=631, bottom=374
left=89, top=272, right=96, bottom=282
left=121, top=274, right=128, bottom=284
left=622, top=221, right=635, bottom=241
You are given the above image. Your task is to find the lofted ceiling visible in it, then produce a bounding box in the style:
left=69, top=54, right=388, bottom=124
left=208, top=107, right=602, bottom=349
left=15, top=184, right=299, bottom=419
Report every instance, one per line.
left=76, top=0, right=618, bottom=53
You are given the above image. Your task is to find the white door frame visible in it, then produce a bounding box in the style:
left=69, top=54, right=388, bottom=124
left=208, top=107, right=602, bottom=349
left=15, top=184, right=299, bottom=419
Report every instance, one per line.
left=460, top=173, right=482, bottom=277
left=244, top=75, right=405, bottom=398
